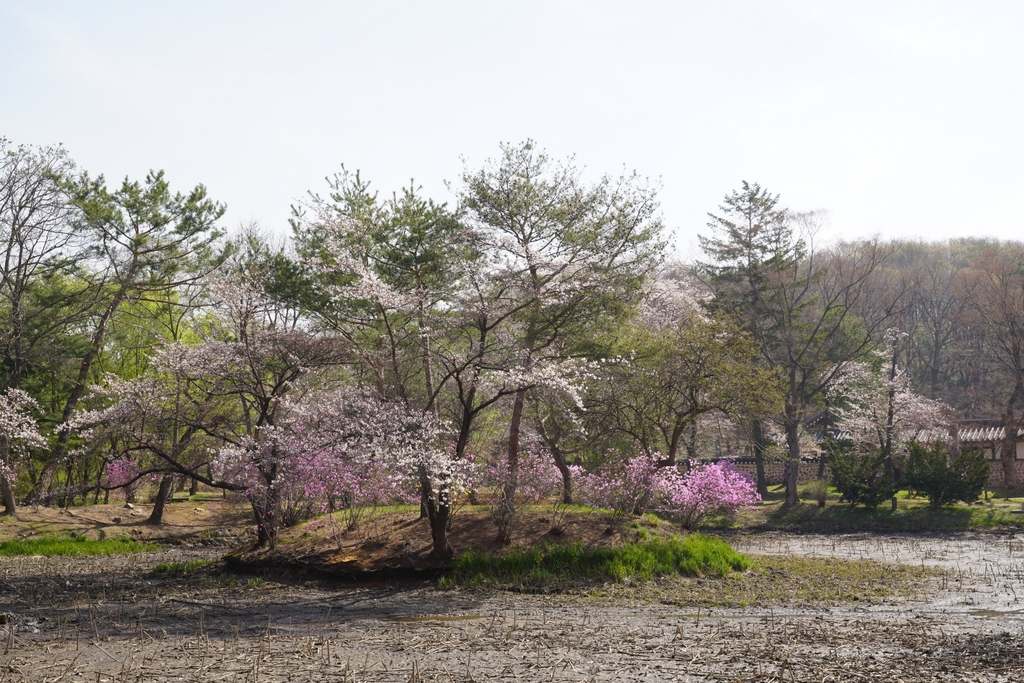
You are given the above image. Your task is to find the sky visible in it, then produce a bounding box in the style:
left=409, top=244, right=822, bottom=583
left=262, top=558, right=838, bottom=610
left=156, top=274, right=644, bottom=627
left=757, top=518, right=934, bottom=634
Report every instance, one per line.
left=2, top=1, right=1022, bottom=259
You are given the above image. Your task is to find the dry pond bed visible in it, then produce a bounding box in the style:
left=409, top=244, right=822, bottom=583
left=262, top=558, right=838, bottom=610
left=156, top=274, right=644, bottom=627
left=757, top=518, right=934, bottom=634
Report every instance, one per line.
left=2, top=526, right=1023, bottom=681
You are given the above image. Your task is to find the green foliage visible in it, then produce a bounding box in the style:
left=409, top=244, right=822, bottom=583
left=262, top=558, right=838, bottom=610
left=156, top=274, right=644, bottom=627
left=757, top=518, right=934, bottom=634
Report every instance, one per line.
left=0, top=533, right=157, bottom=557
left=828, top=440, right=899, bottom=509
left=608, top=314, right=783, bottom=463
left=803, top=479, right=830, bottom=507
left=445, top=534, right=752, bottom=587
left=153, top=559, right=216, bottom=576
left=906, top=440, right=989, bottom=508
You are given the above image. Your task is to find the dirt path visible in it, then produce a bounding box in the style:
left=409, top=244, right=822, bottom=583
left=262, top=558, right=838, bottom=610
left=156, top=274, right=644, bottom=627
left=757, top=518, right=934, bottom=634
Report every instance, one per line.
left=2, top=533, right=1023, bottom=682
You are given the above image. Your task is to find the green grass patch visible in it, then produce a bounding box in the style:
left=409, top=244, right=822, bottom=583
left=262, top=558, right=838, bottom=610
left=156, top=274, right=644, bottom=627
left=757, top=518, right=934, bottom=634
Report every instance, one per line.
left=757, top=499, right=1024, bottom=533
left=444, top=534, right=752, bottom=589
left=200, top=572, right=241, bottom=588
left=700, top=484, right=1024, bottom=533
left=153, top=559, right=216, bottom=576
left=594, top=553, right=938, bottom=607
left=0, top=534, right=158, bottom=557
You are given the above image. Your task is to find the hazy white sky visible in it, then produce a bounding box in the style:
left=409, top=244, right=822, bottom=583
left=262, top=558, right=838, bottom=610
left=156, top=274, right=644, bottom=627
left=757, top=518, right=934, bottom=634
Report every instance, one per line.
left=2, top=1, right=1022, bottom=257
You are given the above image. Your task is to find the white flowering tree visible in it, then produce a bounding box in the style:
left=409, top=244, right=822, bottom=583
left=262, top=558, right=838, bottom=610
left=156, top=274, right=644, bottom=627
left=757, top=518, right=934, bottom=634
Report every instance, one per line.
left=0, top=388, right=46, bottom=517
left=38, top=169, right=226, bottom=498
left=456, top=141, right=666, bottom=532
left=828, top=329, right=950, bottom=480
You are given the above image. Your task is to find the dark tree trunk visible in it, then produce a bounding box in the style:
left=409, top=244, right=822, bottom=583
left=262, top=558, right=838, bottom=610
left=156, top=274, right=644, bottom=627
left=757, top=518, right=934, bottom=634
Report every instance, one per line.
left=146, top=475, right=174, bottom=525
left=1, top=473, right=18, bottom=519
left=751, top=419, right=769, bottom=496
left=419, top=465, right=452, bottom=561
left=550, top=445, right=573, bottom=504
left=38, top=292, right=127, bottom=497
left=0, top=438, right=17, bottom=518
left=502, top=388, right=527, bottom=504
left=784, top=416, right=801, bottom=506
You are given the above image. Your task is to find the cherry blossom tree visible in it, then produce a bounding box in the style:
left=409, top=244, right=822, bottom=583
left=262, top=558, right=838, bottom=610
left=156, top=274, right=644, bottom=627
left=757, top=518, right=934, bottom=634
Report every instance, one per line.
left=828, top=329, right=950, bottom=482
left=38, top=169, right=226, bottom=497
left=0, top=388, right=46, bottom=517
left=457, top=141, right=665, bottom=537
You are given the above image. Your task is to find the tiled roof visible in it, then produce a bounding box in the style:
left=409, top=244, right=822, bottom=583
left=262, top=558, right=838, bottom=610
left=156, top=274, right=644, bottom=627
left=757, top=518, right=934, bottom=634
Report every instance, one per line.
left=916, top=426, right=1024, bottom=443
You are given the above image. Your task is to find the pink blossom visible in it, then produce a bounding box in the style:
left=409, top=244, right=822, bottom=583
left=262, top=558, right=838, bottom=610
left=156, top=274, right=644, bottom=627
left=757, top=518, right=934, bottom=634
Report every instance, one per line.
left=105, top=459, right=141, bottom=488
left=659, top=461, right=761, bottom=529
left=483, top=445, right=562, bottom=504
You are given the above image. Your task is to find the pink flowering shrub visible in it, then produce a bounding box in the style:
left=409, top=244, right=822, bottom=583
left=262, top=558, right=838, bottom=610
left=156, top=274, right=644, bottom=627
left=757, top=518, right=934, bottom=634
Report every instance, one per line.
left=483, top=446, right=562, bottom=504
left=571, top=454, right=760, bottom=527
left=660, top=461, right=760, bottom=529
left=105, top=459, right=141, bottom=488
left=297, top=450, right=418, bottom=530
left=571, top=452, right=665, bottom=515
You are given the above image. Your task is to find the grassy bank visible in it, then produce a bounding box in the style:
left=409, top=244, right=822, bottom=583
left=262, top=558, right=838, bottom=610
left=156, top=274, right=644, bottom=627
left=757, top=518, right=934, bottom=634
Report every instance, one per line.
left=0, top=533, right=158, bottom=557
left=442, top=534, right=753, bottom=589
left=704, top=485, right=1024, bottom=533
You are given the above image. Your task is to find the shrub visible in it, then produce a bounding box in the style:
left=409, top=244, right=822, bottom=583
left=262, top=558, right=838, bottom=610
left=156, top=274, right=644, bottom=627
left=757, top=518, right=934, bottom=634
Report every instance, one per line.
left=484, top=446, right=564, bottom=543
left=571, top=456, right=759, bottom=527
left=805, top=479, right=830, bottom=508
left=661, top=461, right=761, bottom=529
left=828, top=440, right=899, bottom=509
left=153, top=559, right=215, bottom=576
left=571, top=453, right=664, bottom=516
left=905, top=440, right=989, bottom=508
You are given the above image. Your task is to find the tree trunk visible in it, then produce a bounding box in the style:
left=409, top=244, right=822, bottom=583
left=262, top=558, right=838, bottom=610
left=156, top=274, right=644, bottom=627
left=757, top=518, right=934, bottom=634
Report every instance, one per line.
left=549, top=444, right=573, bottom=504
left=419, top=465, right=452, bottom=561
left=882, top=346, right=899, bottom=483
left=751, top=419, right=769, bottom=496
left=146, top=475, right=173, bottom=525
left=502, top=388, right=527, bottom=505
left=38, top=292, right=127, bottom=497
left=0, top=438, right=17, bottom=518
left=252, top=491, right=279, bottom=548
left=784, top=416, right=801, bottom=506
left=1, top=473, right=18, bottom=519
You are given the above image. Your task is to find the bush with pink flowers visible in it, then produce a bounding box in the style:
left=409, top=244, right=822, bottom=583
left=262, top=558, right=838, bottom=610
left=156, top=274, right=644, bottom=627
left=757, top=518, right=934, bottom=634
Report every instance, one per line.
left=483, top=446, right=562, bottom=504
left=571, top=455, right=760, bottom=527
left=571, top=452, right=665, bottom=515
left=659, top=461, right=761, bottom=529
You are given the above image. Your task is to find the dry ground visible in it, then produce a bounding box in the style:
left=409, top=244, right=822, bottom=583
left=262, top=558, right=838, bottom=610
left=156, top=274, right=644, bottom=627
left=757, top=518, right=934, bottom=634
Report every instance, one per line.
left=0, top=498, right=252, bottom=545
left=1, top=503, right=1023, bottom=681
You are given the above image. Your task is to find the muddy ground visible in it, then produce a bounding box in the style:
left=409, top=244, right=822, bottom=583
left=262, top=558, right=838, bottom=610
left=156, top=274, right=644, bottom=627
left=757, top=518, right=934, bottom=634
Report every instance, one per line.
left=0, top=529, right=1022, bottom=682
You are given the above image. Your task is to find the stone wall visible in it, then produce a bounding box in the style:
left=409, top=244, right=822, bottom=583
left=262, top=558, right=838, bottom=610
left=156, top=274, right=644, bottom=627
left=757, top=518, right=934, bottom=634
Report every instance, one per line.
left=727, top=458, right=832, bottom=486
left=983, top=459, right=1024, bottom=488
